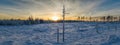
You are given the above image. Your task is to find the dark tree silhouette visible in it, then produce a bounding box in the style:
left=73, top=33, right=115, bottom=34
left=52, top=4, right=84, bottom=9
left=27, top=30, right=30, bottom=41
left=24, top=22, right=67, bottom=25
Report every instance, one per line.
left=119, top=16, right=120, bottom=21
left=106, top=16, right=113, bottom=21
left=77, top=16, right=80, bottom=21
left=28, top=16, right=35, bottom=24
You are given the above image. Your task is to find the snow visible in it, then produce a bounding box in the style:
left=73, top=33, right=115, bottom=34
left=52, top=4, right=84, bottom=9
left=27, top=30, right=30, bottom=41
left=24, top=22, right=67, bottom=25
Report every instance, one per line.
left=0, top=22, right=120, bottom=45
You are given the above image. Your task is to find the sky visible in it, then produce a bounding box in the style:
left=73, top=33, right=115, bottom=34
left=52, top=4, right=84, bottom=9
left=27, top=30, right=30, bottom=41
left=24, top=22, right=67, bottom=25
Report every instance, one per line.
left=0, top=0, right=120, bottom=20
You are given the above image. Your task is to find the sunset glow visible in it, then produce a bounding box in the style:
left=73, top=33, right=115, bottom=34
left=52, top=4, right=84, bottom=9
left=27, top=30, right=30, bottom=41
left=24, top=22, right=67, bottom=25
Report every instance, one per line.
left=51, top=16, right=59, bottom=21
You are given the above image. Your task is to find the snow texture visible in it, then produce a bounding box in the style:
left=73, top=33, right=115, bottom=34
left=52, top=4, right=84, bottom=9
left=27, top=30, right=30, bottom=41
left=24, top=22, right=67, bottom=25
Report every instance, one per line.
left=0, top=22, right=120, bottom=45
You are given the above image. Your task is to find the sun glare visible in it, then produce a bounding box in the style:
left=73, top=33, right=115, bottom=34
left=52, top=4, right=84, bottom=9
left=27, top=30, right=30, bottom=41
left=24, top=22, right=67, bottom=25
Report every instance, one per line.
left=52, top=16, right=59, bottom=21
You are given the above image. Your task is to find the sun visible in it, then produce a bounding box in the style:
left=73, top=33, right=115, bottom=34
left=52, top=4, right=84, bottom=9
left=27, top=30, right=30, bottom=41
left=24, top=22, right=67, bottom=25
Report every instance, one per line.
left=52, top=16, right=59, bottom=21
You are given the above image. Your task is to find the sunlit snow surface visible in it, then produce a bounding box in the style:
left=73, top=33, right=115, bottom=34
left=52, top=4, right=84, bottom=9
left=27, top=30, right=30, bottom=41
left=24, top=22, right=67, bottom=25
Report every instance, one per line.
left=0, top=22, right=120, bottom=45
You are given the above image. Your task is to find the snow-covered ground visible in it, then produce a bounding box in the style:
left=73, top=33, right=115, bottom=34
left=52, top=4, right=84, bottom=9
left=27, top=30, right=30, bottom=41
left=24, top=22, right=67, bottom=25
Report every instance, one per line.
left=0, top=22, right=120, bottom=45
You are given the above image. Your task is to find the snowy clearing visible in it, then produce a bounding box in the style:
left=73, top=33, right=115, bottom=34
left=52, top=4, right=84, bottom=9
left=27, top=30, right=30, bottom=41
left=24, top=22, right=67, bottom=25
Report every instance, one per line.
left=0, top=22, right=120, bottom=45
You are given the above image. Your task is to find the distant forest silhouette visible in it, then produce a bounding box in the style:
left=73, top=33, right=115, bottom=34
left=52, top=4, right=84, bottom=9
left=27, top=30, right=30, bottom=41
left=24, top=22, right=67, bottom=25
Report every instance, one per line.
left=0, top=16, right=120, bottom=25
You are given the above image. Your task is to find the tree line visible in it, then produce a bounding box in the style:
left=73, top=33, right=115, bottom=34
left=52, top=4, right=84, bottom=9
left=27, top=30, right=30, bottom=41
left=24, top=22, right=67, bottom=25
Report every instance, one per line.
left=77, top=16, right=120, bottom=22
left=0, top=16, right=44, bottom=25
left=0, top=16, right=120, bottom=25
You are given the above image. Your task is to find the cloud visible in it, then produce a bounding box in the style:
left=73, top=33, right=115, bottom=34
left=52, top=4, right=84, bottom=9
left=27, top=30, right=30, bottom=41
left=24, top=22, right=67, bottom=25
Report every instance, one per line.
left=0, top=0, right=119, bottom=19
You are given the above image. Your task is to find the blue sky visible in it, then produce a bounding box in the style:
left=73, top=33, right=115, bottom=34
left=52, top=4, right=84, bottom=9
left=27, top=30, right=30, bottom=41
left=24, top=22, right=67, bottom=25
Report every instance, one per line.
left=0, top=0, right=120, bottom=20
